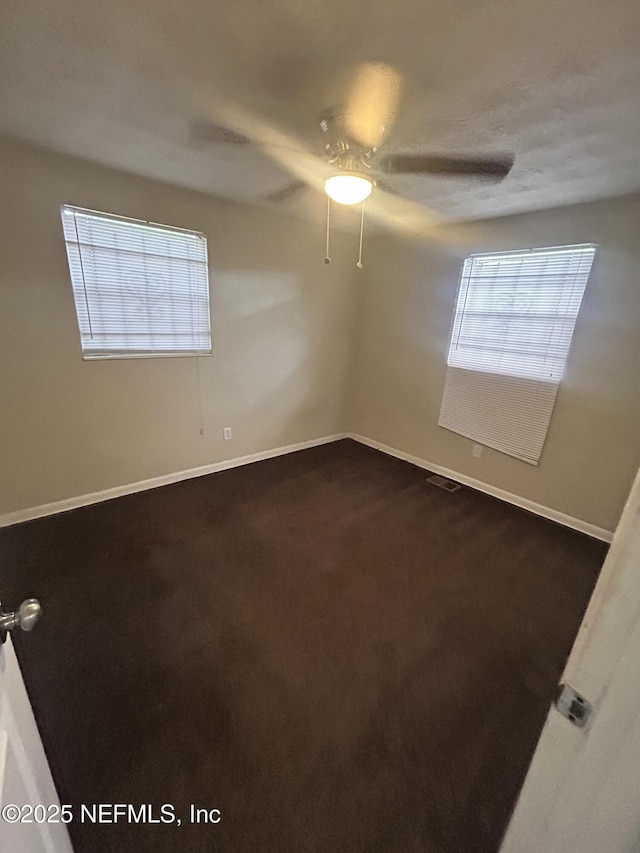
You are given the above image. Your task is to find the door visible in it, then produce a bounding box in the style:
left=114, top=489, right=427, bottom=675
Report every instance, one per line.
left=500, top=465, right=640, bottom=853
left=1, top=624, right=73, bottom=852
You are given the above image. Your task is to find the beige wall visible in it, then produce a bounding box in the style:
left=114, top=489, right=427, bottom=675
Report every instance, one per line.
left=0, top=138, right=357, bottom=515
left=2, top=137, right=638, bottom=532
left=347, top=195, right=640, bottom=532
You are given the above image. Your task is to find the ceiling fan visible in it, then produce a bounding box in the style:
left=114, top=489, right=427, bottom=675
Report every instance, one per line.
left=196, top=61, right=514, bottom=209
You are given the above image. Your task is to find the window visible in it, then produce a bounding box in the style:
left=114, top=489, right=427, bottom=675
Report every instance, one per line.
left=61, top=205, right=211, bottom=359
left=439, top=244, right=596, bottom=464
left=447, top=245, right=596, bottom=381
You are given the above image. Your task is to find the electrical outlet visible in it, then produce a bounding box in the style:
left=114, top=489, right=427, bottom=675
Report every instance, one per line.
left=472, top=443, right=483, bottom=458
left=223, top=427, right=232, bottom=441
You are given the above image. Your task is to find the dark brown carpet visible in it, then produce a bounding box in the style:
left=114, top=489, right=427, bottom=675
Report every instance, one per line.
left=0, top=439, right=606, bottom=852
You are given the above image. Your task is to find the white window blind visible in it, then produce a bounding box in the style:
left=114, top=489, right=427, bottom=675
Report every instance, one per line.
left=439, top=244, right=596, bottom=464
left=448, top=245, right=596, bottom=381
left=61, top=205, right=211, bottom=359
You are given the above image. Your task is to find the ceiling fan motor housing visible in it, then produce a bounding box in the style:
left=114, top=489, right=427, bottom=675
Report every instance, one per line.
left=319, top=108, right=378, bottom=175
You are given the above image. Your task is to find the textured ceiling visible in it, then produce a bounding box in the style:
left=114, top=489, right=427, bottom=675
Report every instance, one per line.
left=1, top=0, right=640, bottom=229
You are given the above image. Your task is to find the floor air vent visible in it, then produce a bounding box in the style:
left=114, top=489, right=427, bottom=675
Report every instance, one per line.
left=427, top=474, right=462, bottom=492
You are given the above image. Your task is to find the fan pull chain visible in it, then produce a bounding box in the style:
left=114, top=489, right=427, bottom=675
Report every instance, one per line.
left=324, top=196, right=331, bottom=264
left=357, top=200, right=365, bottom=269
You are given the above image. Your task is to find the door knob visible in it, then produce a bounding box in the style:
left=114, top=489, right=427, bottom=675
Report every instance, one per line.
left=0, top=598, right=42, bottom=643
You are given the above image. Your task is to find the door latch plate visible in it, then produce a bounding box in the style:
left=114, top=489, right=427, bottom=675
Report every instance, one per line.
left=555, top=683, right=592, bottom=728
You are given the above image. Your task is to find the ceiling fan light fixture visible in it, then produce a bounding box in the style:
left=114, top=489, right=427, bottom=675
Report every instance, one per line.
left=324, top=173, right=373, bottom=205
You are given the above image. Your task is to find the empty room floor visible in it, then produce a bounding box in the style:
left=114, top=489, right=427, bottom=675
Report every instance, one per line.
left=0, top=439, right=606, bottom=852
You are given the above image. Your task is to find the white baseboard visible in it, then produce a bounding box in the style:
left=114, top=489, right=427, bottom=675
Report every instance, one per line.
left=347, top=432, right=614, bottom=543
left=0, top=433, right=347, bottom=528
left=1, top=431, right=615, bottom=542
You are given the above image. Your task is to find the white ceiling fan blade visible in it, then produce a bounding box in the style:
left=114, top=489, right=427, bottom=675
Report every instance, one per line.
left=192, top=98, right=332, bottom=191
